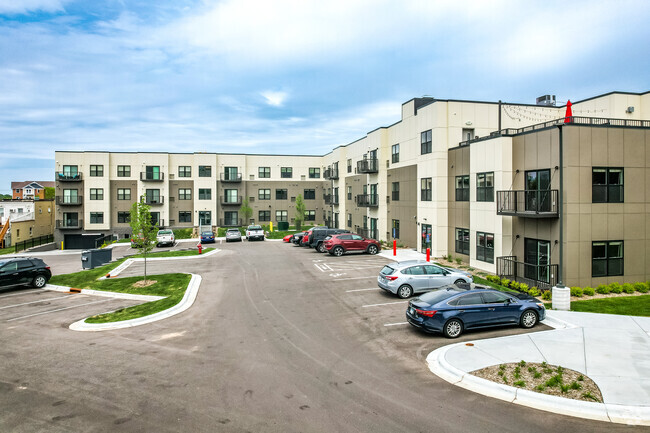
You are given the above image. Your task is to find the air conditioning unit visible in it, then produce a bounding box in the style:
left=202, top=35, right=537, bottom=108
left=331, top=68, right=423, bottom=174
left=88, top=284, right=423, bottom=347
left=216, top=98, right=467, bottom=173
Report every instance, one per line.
left=536, top=95, right=556, bottom=106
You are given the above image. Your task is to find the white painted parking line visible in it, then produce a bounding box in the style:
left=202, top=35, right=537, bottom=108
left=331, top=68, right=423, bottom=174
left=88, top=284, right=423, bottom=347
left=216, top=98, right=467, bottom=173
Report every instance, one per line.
left=0, top=295, right=76, bottom=310
left=345, top=288, right=380, bottom=292
left=384, top=322, right=408, bottom=327
left=334, top=276, right=376, bottom=281
left=361, top=301, right=408, bottom=308
left=6, top=299, right=113, bottom=322
left=0, top=289, right=46, bottom=299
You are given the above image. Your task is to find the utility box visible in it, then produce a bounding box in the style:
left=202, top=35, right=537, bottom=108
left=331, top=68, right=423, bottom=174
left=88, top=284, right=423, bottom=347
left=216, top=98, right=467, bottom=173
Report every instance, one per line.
left=277, top=221, right=289, bottom=231
left=81, top=248, right=113, bottom=270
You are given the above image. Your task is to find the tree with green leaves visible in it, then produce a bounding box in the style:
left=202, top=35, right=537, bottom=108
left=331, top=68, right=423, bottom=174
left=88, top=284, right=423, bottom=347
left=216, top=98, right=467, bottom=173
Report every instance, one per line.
left=294, top=194, right=305, bottom=231
left=44, top=187, right=55, bottom=200
left=129, top=195, right=158, bottom=282
left=240, top=198, right=252, bottom=225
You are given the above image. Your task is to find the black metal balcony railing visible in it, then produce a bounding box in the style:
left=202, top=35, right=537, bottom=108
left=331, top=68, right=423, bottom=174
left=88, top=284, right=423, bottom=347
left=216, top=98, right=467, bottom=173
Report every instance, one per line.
left=496, top=256, right=558, bottom=291
left=56, top=219, right=83, bottom=229
left=140, top=172, right=164, bottom=181
left=56, top=196, right=83, bottom=206
left=219, top=218, right=242, bottom=227
left=357, top=158, right=379, bottom=173
left=145, top=196, right=164, bottom=205
left=220, top=173, right=242, bottom=182
left=356, top=194, right=379, bottom=207
left=357, top=228, right=379, bottom=240
left=497, top=190, right=558, bottom=218
left=323, top=168, right=339, bottom=180
left=324, top=194, right=340, bottom=205
left=56, top=172, right=83, bottom=181
left=220, top=196, right=242, bottom=205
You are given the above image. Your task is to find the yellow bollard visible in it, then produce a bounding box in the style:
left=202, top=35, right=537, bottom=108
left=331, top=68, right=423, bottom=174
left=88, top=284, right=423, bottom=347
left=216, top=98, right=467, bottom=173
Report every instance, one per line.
left=270, top=222, right=273, bottom=232
left=61, top=241, right=64, bottom=250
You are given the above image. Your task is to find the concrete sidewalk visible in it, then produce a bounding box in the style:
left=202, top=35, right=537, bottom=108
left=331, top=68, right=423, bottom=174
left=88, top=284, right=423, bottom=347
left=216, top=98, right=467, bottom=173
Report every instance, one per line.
left=427, top=310, right=650, bottom=425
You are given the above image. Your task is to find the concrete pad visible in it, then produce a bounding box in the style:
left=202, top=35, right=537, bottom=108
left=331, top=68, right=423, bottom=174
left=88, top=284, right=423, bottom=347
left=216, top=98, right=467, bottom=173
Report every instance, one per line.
left=583, top=327, right=650, bottom=378
left=529, top=328, right=587, bottom=373
left=465, top=334, right=547, bottom=365
left=550, top=310, right=642, bottom=330
left=591, top=376, right=650, bottom=406
left=443, top=343, right=506, bottom=372
left=632, top=316, right=650, bottom=334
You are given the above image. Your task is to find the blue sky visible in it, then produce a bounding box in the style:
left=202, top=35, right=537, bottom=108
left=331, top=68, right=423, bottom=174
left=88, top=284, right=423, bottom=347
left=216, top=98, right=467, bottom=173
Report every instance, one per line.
left=1, top=0, right=649, bottom=194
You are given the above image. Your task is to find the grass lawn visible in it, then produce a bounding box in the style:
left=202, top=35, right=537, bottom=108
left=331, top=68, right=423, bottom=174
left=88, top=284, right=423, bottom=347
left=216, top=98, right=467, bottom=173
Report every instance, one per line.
left=0, top=246, right=16, bottom=255
left=566, top=295, right=650, bottom=317
left=131, top=248, right=214, bottom=258
left=473, top=276, right=518, bottom=293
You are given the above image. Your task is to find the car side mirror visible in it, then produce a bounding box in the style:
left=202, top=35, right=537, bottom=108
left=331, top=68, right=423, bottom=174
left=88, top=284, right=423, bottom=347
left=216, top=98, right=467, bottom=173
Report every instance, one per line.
left=443, top=270, right=450, bottom=276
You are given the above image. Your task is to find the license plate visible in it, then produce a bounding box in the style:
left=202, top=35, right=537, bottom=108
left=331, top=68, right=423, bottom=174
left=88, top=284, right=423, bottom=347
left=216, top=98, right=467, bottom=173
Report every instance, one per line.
left=409, top=307, right=415, bottom=315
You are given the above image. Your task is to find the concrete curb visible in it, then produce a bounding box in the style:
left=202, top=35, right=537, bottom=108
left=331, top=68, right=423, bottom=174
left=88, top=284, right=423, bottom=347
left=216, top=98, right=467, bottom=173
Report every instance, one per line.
left=426, top=343, right=650, bottom=426
left=540, top=312, right=577, bottom=330
left=101, top=248, right=219, bottom=279
left=44, top=284, right=163, bottom=302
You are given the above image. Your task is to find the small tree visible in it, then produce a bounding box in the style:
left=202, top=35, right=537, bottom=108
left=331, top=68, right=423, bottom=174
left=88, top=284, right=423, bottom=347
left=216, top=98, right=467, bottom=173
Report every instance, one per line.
left=129, top=195, right=158, bottom=282
left=240, top=198, right=252, bottom=225
left=294, top=194, right=305, bottom=231
left=44, top=187, right=55, bottom=200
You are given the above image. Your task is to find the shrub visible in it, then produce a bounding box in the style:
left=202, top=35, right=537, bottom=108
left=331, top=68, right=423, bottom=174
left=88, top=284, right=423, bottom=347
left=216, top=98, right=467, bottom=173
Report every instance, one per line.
left=455, top=258, right=462, bottom=265
left=510, top=281, right=520, bottom=291
left=529, top=287, right=540, bottom=297
left=487, top=275, right=500, bottom=284
left=622, top=283, right=635, bottom=294
left=609, top=283, right=622, bottom=294
left=570, top=287, right=583, bottom=297
left=519, top=283, right=529, bottom=292
left=447, top=254, right=453, bottom=262
left=514, top=380, right=526, bottom=388
left=635, top=282, right=649, bottom=293
left=582, top=287, right=595, bottom=296
left=500, top=278, right=511, bottom=288
left=542, top=290, right=551, bottom=301
left=596, top=284, right=610, bottom=294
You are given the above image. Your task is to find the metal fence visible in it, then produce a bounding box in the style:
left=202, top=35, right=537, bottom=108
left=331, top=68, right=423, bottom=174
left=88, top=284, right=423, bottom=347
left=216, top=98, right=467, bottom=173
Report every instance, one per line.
left=14, top=234, right=54, bottom=253
left=94, top=234, right=117, bottom=248
left=496, top=256, right=558, bottom=290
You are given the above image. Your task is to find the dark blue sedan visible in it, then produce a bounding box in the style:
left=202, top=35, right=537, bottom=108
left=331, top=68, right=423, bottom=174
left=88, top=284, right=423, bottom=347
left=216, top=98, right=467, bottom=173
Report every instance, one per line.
left=406, top=286, right=546, bottom=338
left=200, top=231, right=216, bottom=243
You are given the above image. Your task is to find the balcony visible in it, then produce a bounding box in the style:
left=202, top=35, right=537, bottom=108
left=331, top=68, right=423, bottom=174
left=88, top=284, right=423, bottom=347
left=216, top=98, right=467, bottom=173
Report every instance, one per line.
left=140, top=172, right=164, bottom=182
left=356, top=194, right=379, bottom=207
left=56, top=219, right=83, bottom=229
left=219, top=218, right=242, bottom=227
left=357, top=228, right=378, bottom=240
left=324, top=194, right=339, bottom=205
left=56, top=172, right=83, bottom=182
left=220, top=173, right=242, bottom=183
left=220, top=196, right=242, bottom=205
left=496, top=256, right=558, bottom=291
left=56, top=196, right=83, bottom=206
left=496, top=190, right=559, bottom=218
left=145, top=197, right=164, bottom=205
left=357, top=158, right=378, bottom=174
left=323, top=168, right=339, bottom=180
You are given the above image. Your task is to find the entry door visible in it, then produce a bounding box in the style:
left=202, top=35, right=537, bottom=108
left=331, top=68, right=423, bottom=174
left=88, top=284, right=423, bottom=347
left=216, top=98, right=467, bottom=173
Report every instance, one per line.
left=524, top=238, right=550, bottom=284
left=421, top=224, right=432, bottom=254
left=525, top=169, right=551, bottom=212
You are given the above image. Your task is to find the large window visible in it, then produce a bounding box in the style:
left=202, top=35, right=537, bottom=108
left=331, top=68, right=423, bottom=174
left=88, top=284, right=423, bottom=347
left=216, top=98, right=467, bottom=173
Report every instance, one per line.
left=391, top=144, right=399, bottom=163
left=420, top=178, right=432, bottom=201
left=224, top=167, right=238, bottom=180
left=258, top=189, right=271, bottom=200
left=145, top=189, right=160, bottom=203
left=421, top=130, right=432, bottom=154
left=276, top=189, right=287, bottom=200
left=309, top=168, right=320, bottom=178
left=259, top=210, right=271, bottom=222
left=455, top=228, right=469, bottom=255
left=199, top=165, right=212, bottom=177
left=455, top=175, right=470, bottom=201
left=347, top=213, right=352, bottom=228
left=117, top=188, right=131, bottom=200
left=198, top=188, right=212, bottom=200
left=90, top=165, right=104, bottom=177
left=476, top=172, right=494, bottom=202
left=62, top=165, right=78, bottom=177
left=281, top=167, right=292, bottom=178
left=276, top=210, right=288, bottom=222
left=224, top=189, right=238, bottom=203
left=305, top=210, right=316, bottom=221
left=145, top=166, right=161, bottom=180
left=90, top=188, right=103, bottom=200
left=476, top=232, right=494, bottom=263
left=304, top=189, right=315, bottom=200
left=199, top=211, right=211, bottom=225
left=63, top=189, right=78, bottom=203
left=90, top=212, right=104, bottom=224
left=178, top=166, right=191, bottom=177
left=592, top=241, right=623, bottom=277
left=117, top=165, right=130, bottom=177
left=179, top=211, right=191, bottom=223
left=392, top=182, right=400, bottom=201
left=259, top=167, right=270, bottom=178
left=179, top=188, right=191, bottom=200
left=593, top=168, right=624, bottom=203
left=117, top=211, right=130, bottom=223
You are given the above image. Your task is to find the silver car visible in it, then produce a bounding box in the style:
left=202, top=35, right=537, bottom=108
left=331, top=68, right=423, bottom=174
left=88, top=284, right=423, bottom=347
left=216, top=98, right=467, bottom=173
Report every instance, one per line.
left=377, top=260, right=473, bottom=298
left=225, top=228, right=242, bottom=242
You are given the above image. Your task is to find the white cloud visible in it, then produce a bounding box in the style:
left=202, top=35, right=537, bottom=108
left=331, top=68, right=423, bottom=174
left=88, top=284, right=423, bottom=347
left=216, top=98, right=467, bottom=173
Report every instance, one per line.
left=0, top=0, right=69, bottom=14
left=260, top=90, right=288, bottom=107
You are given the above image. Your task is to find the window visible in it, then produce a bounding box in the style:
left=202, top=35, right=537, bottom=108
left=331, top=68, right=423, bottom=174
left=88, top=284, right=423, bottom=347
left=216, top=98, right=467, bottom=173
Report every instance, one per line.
left=90, top=188, right=103, bottom=200
left=347, top=186, right=352, bottom=200
left=392, top=182, right=400, bottom=201
left=455, top=228, right=469, bottom=255
left=593, top=168, right=623, bottom=203
left=117, top=188, right=131, bottom=200
left=304, top=189, right=315, bottom=200
left=304, top=210, right=316, bottom=221
left=178, top=166, right=191, bottom=177
left=476, top=232, right=494, bottom=263
left=179, top=211, right=191, bottom=223
left=421, top=130, right=432, bottom=154
left=178, top=188, right=191, bottom=200
left=145, top=166, right=161, bottom=180
left=259, top=167, right=270, bottom=178
left=199, top=211, right=211, bottom=225
left=347, top=213, right=352, bottom=228
left=420, top=178, right=432, bottom=201
left=592, top=241, right=623, bottom=277
left=117, top=211, right=130, bottom=223
left=392, top=219, right=400, bottom=239
left=276, top=210, right=288, bottom=222
left=224, top=211, right=238, bottom=225
left=276, top=189, right=287, bottom=200
left=456, top=293, right=485, bottom=306
left=90, top=165, right=103, bottom=177
left=309, top=168, right=320, bottom=178
left=455, top=175, right=470, bottom=201
left=199, top=188, right=212, bottom=200
left=258, top=210, right=271, bottom=222
left=150, top=212, right=160, bottom=226
left=403, top=266, right=425, bottom=275
left=117, top=165, right=130, bottom=177
left=224, top=167, right=238, bottom=181
left=62, top=212, right=78, bottom=227
left=258, top=189, right=271, bottom=200
left=224, top=189, right=238, bottom=203
left=476, top=172, right=494, bottom=202
left=462, top=128, right=475, bottom=142
left=63, top=189, right=78, bottom=203
left=392, top=144, right=399, bottom=163
left=482, top=291, right=512, bottom=304
left=347, top=159, right=352, bottom=173
left=199, top=165, right=212, bottom=177
left=62, top=165, right=78, bottom=177
left=145, top=189, right=160, bottom=203
left=90, top=212, right=104, bottom=224
left=281, top=167, right=292, bottom=178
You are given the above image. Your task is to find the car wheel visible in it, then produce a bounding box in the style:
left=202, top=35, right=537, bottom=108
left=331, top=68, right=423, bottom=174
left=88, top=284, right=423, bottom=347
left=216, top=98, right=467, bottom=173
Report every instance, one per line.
left=443, top=319, right=463, bottom=338
left=397, top=285, right=413, bottom=299
left=367, top=245, right=378, bottom=255
left=520, top=310, right=538, bottom=329
left=333, top=246, right=344, bottom=257
left=33, top=275, right=47, bottom=288
left=454, top=279, right=466, bottom=285
left=317, top=243, right=326, bottom=253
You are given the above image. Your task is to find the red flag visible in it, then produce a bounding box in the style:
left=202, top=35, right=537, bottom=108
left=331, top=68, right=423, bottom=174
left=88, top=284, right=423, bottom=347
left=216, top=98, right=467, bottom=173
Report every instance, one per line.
left=564, top=100, right=573, bottom=123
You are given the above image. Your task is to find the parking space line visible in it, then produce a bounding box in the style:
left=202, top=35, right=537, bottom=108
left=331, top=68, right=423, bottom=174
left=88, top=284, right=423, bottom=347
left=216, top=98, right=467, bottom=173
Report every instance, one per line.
left=0, top=295, right=76, bottom=310
left=361, top=301, right=407, bottom=308
left=384, top=322, right=408, bottom=327
left=0, top=289, right=46, bottom=299
left=334, top=276, right=376, bottom=281
left=6, top=299, right=113, bottom=322
left=345, top=288, right=380, bottom=292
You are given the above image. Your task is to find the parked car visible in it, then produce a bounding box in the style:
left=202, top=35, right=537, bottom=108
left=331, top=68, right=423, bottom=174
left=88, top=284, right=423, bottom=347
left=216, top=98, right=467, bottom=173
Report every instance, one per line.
left=309, top=228, right=350, bottom=252
left=292, top=232, right=306, bottom=245
left=201, top=231, right=216, bottom=243
left=300, top=227, right=320, bottom=247
left=226, top=228, right=242, bottom=242
left=246, top=225, right=265, bottom=241
left=324, top=233, right=380, bottom=256
left=283, top=234, right=293, bottom=242
left=0, top=257, right=52, bottom=289
left=406, top=286, right=546, bottom=338
left=156, top=229, right=175, bottom=247
left=377, top=261, right=473, bottom=298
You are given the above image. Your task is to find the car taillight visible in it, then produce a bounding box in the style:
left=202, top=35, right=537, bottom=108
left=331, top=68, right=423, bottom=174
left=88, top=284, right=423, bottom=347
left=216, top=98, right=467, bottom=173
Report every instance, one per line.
left=385, top=275, right=398, bottom=281
left=45, top=266, right=51, bottom=270
left=415, top=309, right=437, bottom=317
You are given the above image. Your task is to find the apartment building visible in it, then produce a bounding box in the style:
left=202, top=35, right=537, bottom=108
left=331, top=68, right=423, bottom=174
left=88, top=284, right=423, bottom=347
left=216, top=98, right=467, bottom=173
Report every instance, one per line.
left=0, top=199, right=54, bottom=248
left=55, top=90, right=650, bottom=287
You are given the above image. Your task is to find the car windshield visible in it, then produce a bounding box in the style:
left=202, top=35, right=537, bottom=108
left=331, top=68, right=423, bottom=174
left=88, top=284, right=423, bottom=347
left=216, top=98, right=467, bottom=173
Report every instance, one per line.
left=379, top=265, right=395, bottom=275
left=418, top=289, right=461, bottom=305
left=227, top=229, right=239, bottom=233
left=248, top=225, right=262, bottom=230
left=157, top=230, right=173, bottom=235
left=202, top=232, right=213, bottom=236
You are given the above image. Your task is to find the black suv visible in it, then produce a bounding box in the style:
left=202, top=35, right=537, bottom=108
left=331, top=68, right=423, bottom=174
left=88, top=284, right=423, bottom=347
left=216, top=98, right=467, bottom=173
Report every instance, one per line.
left=309, top=228, right=350, bottom=252
left=0, top=257, right=52, bottom=290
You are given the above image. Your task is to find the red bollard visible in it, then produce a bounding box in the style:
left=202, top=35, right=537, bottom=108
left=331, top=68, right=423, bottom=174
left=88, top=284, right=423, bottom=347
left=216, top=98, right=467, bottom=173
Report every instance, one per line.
left=393, top=239, right=397, bottom=256
left=426, top=248, right=430, bottom=262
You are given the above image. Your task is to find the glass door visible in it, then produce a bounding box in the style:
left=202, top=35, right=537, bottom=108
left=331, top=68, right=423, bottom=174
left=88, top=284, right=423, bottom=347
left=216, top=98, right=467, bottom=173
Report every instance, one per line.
left=524, top=238, right=550, bottom=284
left=525, top=169, right=551, bottom=212
left=421, top=224, right=432, bottom=253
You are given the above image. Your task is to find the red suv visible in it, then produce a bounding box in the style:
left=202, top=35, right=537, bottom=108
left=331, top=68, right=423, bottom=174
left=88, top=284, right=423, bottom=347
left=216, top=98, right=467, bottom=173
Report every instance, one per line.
left=324, top=233, right=381, bottom=256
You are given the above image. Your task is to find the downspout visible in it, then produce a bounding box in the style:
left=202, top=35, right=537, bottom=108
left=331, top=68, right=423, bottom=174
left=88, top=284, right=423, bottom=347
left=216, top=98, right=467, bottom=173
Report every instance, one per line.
left=555, top=125, right=564, bottom=287
left=498, top=100, right=502, bottom=131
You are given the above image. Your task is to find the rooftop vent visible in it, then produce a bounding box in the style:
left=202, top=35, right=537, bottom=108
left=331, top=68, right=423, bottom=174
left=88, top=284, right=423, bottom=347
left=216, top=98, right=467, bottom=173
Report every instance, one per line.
left=536, top=95, right=556, bottom=106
